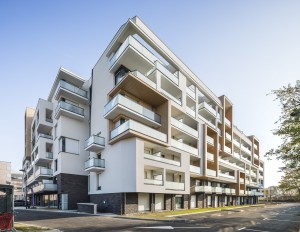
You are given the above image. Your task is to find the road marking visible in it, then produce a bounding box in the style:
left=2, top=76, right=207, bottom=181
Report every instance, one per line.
left=264, top=218, right=300, bottom=223
left=238, top=228, right=270, bottom=232
left=135, top=226, right=211, bottom=230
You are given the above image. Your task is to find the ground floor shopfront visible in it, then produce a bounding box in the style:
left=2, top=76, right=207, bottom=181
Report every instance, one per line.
left=89, top=192, right=259, bottom=215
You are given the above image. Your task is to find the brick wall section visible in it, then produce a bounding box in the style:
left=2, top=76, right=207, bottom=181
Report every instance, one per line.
left=90, top=192, right=122, bottom=214
left=196, top=193, right=204, bottom=208
left=183, top=194, right=189, bottom=209
left=165, top=194, right=173, bottom=211
left=90, top=192, right=138, bottom=215
left=124, top=193, right=138, bottom=214
left=77, top=203, right=96, bottom=214
left=57, top=173, right=88, bottom=210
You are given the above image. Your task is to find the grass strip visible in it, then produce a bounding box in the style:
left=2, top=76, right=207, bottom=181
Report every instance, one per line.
left=14, top=223, right=50, bottom=232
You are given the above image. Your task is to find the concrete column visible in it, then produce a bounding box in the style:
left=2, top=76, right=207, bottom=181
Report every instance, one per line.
left=183, top=194, right=189, bottom=209
left=150, top=193, right=155, bottom=212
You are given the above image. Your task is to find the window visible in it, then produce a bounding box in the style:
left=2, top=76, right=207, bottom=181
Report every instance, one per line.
left=59, top=137, right=79, bottom=154
left=114, top=65, right=130, bottom=85
left=54, top=124, right=57, bottom=139
left=54, top=159, right=58, bottom=172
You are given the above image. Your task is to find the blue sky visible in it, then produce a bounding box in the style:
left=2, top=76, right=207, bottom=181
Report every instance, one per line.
left=1, top=0, right=300, bottom=187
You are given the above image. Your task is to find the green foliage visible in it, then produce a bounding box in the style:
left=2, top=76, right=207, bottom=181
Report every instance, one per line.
left=266, top=80, right=300, bottom=171
left=279, top=169, right=300, bottom=196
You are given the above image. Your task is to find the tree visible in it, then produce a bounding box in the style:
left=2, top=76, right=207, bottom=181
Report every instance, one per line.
left=279, top=169, right=300, bottom=199
left=266, top=80, right=300, bottom=171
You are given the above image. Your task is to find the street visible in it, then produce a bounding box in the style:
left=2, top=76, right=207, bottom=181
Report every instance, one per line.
left=15, top=203, right=300, bottom=232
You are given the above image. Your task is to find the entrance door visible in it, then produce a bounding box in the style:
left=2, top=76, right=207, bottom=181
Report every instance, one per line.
left=190, top=195, right=196, bottom=209
left=215, top=195, right=218, bottom=207
left=61, top=194, right=68, bottom=210
left=175, top=196, right=182, bottom=209
left=207, top=195, right=212, bottom=207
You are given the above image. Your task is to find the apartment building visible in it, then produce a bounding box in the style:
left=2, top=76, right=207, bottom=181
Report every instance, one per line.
left=22, top=71, right=90, bottom=209
left=23, top=16, right=264, bottom=213
left=0, top=161, right=11, bottom=185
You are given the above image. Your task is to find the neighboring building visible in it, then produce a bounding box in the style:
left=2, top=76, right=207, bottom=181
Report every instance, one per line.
left=0, top=161, right=11, bottom=185
left=0, top=162, right=23, bottom=200
left=11, top=171, right=23, bottom=200
left=23, top=16, right=264, bottom=213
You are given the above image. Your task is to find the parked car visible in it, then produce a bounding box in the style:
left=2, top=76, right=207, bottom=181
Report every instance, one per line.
left=14, top=200, right=25, bottom=207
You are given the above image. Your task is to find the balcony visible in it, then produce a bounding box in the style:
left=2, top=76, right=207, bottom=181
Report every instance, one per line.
left=85, top=158, right=105, bottom=173
left=225, top=132, right=232, bottom=141
left=186, top=86, right=196, bottom=100
left=186, top=107, right=196, bottom=118
left=240, top=190, right=245, bottom=195
left=231, top=189, right=236, bottom=195
left=240, top=178, right=245, bottom=184
left=84, top=135, right=105, bottom=152
left=225, top=118, right=231, bottom=127
left=207, top=152, right=214, bottom=161
left=161, top=89, right=181, bottom=105
left=110, top=120, right=167, bottom=143
left=155, top=61, right=179, bottom=86
left=144, top=153, right=180, bottom=166
left=259, top=166, right=263, bottom=171
left=27, top=174, right=34, bottom=184
left=233, top=140, right=240, bottom=148
left=131, top=70, right=157, bottom=89
left=206, top=169, right=217, bottom=177
left=190, top=165, right=201, bottom=175
left=219, top=158, right=243, bottom=171
left=193, top=186, right=212, bottom=193
left=34, top=152, right=53, bottom=166
left=241, top=145, right=251, bottom=155
left=32, top=183, right=57, bottom=194
left=241, top=156, right=251, bottom=163
left=171, top=118, right=198, bottom=138
left=109, top=35, right=156, bottom=73
left=165, top=181, right=185, bottom=190
left=224, top=145, right=232, bottom=154
left=35, top=167, right=53, bottom=180
left=219, top=173, right=235, bottom=180
left=55, top=101, right=84, bottom=121
left=212, top=187, right=222, bottom=194
left=104, top=94, right=161, bottom=128
left=254, top=144, right=258, bottom=150
left=55, top=80, right=88, bottom=104
left=144, top=178, right=163, bottom=186
left=207, top=135, right=214, bottom=146
left=198, top=102, right=217, bottom=117
left=254, top=153, right=259, bottom=160
left=250, top=171, right=257, bottom=177
left=233, top=152, right=240, bottom=159
left=222, top=188, right=231, bottom=195
left=171, top=139, right=198, bottom=156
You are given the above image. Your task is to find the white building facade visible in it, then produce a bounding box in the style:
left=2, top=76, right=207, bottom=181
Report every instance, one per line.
left=23, top=16, right=264, bottom=213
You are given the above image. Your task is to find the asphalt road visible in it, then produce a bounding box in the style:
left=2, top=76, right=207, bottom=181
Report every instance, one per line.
left=15, top=203, right=300, bottom=232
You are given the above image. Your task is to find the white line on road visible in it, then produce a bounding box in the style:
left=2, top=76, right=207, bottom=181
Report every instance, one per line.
left=135, top=226, right=211, bottom=230
left=238, top=228, right=270, bottom=232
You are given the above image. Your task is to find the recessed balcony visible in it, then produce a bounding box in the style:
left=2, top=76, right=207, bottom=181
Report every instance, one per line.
left=144, top=153, right=180, bottom=166
left=241, top=156, right=251, bottom=163
left=207, top=135, right=214, bottom=146
left=104, top=94, right=161, bottom=128
left=171, top=118, right=198, bottom=138
left=109, top=35, right=156, bottom=74
left=55, top=80, right=88, bottom=104
left=193, top=185, right=212, bottom=193
left=224, top=145, right=232, bottom=154
left=165, top=181, right=185, bottom=191
left=190, top=165, right=201, bottom=175
left=219, top=158, right=244, bottom=171
left=222, top=188, right=231, bottom=195
left=225, top=117, right=231, bottom=127
left=253, top=153, right=259, bottom=160
left=212, top=187, right=222, bottom=194
left=84, top=135, right=105, bottom=152
left=259, top=166, right=263, bottom=171
left=219, top=172, right=235, bottom=180
left=84, top=158, right=105, bottom=173
left=225, top=132, right=232, bottom=141
left=240, top=178, right=245, bottom=184
left=207, top=152, right=214, bottom=161
left=55, top=101, right=84, bottom=121
left=144, top=178, right=163, bottom=186
left=32, top=183, right=57, bottom=194
left=186, top=107, right=196, bottom=118
left=233, top=139, right=240, bottom=148
left=231, top=189, right=236, bottom=195
left=198, top=102, right=217, bottom=118
left=254, top=144, right=258, bottom=150
left=186, top=86, right=196, bottom=100
left=171, top=139, right=198, bottom=156
left=154, top=61, right=179, bottom=86
left=110, top=119, right=167, bottom=144
left=240, top=190, right=245, bottom=195
left=206, top=169, right=217, bottom=177
left=241, top=145, right=251, bottom=155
